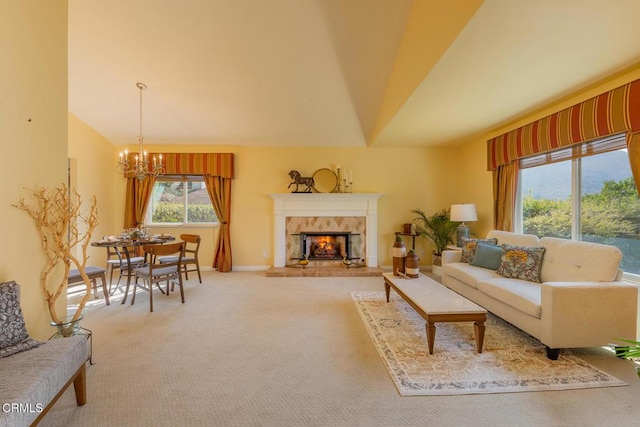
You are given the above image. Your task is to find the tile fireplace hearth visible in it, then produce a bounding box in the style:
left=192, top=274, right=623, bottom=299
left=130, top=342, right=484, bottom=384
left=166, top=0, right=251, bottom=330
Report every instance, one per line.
left=268, top=193, right=383, bottom=276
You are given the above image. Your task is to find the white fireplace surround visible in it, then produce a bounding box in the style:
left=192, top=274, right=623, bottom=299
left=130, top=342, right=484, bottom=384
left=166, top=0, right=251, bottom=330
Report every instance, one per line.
left=270, top=193, right=383, bottom=267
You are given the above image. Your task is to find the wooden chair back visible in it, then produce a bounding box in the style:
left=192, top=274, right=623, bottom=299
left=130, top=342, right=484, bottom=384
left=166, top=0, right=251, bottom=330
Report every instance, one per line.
left=179, top=234, right=201, bottom=258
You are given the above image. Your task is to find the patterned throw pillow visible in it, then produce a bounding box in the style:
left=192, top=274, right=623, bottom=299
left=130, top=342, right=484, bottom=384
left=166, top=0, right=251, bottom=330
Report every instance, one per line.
left=496, top=244, right=546, bottom=283
left=0, top=281, right=43, bottom=358
left=460, top=238, right=498, bottom=263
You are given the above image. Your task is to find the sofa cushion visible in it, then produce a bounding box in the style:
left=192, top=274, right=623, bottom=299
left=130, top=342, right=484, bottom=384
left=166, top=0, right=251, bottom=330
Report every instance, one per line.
left=460, top=237, right=498, bottom=263
left=477, top=278, right=542, bottom=318
left=496, top=244, right=546, bottom=283
left=486, top=230, right=540, bottom=247
left=442, top=262, right=502, bottom=289
left=470, top=242, right=503, bottom=270
left=539, top=237, right=622, bottom=282
left=0, top=281, right=43, bottom=358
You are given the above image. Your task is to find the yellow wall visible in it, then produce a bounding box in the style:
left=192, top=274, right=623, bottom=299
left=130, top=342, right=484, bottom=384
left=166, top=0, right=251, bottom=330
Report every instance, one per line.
left=1, top=1, right=68, bottom=340
left=68, top=113, right=122, bottom=267
left=116, top=144, right=459, bottom=268
left=116, top=62, right=640, bottom=271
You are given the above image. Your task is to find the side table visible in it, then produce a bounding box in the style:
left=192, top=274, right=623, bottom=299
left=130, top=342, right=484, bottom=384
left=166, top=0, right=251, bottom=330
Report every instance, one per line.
left=394, top=232, right=421, bottom=250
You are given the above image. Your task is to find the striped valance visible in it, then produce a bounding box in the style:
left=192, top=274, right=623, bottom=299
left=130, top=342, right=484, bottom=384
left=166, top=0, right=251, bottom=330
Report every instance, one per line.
left=150, top=153, right=235, bottom=178
left=487, top=79, right=640, bottom=171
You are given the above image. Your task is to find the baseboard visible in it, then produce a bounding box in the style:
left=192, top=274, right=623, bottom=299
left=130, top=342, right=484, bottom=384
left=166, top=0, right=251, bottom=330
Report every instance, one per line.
left=231, top=266, right=271, bottom=271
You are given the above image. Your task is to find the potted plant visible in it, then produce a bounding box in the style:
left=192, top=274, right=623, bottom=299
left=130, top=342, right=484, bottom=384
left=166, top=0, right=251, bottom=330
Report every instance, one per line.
left=615, top=339, right=640, bottom=379
left=14, top=184, right=98, bottom=336
left=412, top=208, right=457, bottom=275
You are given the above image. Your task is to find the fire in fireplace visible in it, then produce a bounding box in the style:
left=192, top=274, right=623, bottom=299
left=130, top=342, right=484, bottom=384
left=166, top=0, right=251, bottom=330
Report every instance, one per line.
left=301, top=232, right=351, bottom=261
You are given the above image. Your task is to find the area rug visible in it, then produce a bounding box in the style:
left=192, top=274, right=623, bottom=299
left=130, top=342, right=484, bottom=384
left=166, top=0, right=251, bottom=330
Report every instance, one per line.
left=351, top=291, right=626, bottom=396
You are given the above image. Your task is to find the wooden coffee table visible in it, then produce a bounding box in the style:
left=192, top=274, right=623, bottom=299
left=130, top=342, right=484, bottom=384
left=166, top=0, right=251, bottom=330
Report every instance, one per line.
left=383, top=272, right=487, bottom=354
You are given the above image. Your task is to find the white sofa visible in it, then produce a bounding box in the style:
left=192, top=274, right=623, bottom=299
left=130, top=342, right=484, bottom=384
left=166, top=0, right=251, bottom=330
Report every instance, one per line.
left=441, top=230, right=638, bottom=359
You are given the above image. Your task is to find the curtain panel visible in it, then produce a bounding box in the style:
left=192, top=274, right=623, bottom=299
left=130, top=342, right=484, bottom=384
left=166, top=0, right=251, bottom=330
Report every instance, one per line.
left=204, top=175, right=232, bottom=272
left=123, top=176, right=156, bottom=229
left=492, top=161, right=519, bottom=232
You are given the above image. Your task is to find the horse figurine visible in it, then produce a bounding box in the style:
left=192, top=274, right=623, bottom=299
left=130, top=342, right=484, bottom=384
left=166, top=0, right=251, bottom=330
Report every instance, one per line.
left=288, top=170, right=315, bottom=193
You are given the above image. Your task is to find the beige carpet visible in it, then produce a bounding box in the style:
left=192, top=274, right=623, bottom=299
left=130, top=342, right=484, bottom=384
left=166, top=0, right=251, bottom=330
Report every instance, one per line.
left=352, top=291, right=627, bottom=396
left=39, top=271, right=640, bottom=426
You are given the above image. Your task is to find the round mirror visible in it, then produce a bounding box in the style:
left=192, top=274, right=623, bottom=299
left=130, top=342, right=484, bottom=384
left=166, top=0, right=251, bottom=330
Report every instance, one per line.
left=312, top=168, right=338, bottom=193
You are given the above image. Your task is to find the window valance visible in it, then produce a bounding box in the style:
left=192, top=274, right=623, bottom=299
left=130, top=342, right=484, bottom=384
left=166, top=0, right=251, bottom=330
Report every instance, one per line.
left=487, top=79, right=640, bottom=171
left=149, top=153, right=235, bottom=178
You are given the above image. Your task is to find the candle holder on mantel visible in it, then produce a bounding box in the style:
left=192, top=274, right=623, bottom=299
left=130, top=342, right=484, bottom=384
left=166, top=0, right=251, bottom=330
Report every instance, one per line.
left=334, top=167, right=353, bottom=193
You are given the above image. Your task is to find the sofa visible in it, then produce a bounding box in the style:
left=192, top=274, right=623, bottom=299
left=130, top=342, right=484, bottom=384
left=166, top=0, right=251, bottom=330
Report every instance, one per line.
left=441, top=230, right=638, bottom=359
left=0, top=281, right=88, bottom=427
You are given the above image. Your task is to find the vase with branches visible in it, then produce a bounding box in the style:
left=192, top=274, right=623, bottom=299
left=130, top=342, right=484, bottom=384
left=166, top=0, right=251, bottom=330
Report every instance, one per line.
left=13, top=184, right=98, bottom=336
left=412, top=208, right=457, bottom=273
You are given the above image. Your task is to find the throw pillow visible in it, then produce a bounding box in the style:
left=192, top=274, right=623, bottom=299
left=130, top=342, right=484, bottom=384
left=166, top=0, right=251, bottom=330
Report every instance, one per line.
left=0, top=281, right=43, bottom=358
left=496, top=244, right=546, bottom=283
left=470, top=242, right=503, bottom=270
left=460, top=238, right=498, bottom=263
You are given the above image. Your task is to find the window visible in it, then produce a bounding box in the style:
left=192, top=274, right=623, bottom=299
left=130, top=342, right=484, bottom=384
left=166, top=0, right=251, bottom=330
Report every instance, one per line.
left=146, top=176, right=218, bottom=225
left=518, top=134, right=640, bottom=280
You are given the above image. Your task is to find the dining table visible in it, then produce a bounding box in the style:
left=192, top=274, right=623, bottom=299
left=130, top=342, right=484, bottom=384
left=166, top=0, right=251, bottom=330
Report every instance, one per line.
left=91, top=234, right=175, bottom=304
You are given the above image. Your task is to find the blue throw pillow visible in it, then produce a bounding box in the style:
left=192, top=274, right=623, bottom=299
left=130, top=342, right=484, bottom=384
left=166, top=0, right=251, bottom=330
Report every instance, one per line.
left=470, top=242, right=503, bottom=270
left=460, top=238, right=498, bottom=263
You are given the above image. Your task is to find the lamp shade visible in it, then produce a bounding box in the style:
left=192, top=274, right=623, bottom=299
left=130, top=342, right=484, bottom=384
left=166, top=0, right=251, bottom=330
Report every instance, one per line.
left=450, top=204, right=477, bottom=222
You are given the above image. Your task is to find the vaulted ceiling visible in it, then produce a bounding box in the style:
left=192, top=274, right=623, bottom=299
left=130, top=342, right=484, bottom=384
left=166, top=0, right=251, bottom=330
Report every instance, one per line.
left=68, top=0, right=640, bottom=148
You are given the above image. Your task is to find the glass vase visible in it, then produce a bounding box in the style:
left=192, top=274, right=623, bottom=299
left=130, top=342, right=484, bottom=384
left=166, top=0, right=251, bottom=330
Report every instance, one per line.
left=50, top=315, right=85, bottom=338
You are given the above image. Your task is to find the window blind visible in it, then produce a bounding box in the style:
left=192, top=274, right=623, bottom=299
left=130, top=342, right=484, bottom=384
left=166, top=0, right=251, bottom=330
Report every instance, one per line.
left=520, top=133, right=627, bottom=169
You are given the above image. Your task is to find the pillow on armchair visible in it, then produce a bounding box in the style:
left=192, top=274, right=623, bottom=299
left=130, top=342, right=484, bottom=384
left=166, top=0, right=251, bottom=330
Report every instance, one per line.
left=0, top=281, right=43, bottom=358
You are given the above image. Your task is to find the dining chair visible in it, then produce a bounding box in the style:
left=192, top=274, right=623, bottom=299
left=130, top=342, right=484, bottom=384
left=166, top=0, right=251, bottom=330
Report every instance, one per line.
left=159, top=234, right=202, bottom=283
left=105, top=246, right=145, bottom=294
left=132, top=242, right=185, bottom=312
left=67, top=266, right=110, bottom=306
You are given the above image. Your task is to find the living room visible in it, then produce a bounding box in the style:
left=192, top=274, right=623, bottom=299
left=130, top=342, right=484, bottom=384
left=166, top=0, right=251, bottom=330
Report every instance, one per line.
left=3, top=1, right=640, bottom=425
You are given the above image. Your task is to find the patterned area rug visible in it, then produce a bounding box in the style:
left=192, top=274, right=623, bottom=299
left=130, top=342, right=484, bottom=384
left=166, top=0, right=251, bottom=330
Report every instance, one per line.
left=352, top=291, right=626, bottom=396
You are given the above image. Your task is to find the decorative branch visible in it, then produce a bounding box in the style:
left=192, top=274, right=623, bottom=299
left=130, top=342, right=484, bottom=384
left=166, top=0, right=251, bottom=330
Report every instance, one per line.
left=13, top=184, right=98, bottom=332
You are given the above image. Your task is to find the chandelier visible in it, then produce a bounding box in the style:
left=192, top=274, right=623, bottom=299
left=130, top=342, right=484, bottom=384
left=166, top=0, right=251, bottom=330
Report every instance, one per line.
left=117, top=82, right=165, bottom=179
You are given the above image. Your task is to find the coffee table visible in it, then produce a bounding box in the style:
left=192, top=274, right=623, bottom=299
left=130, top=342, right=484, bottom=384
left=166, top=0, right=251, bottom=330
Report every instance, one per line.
left=383, top=272, right=487, bottom=354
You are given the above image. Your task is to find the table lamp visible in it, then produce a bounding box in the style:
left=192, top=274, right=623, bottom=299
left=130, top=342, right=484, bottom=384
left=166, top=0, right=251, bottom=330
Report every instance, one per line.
left=450, top=204, right=477, bottom=247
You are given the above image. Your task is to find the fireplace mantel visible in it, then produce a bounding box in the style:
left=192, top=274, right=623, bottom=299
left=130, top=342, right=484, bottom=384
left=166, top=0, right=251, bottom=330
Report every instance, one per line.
left=269, top=193, right=383, bottom=267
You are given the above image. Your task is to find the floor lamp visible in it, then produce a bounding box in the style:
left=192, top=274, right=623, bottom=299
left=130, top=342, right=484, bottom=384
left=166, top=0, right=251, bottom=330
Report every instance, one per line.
left=450, top=204, right=478, bottom=247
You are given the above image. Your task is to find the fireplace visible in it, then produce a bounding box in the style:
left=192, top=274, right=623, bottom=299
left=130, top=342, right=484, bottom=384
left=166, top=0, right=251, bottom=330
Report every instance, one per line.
left=270, top=193, right=382, bottom=267
left=301, top=232, right=351, bottom=261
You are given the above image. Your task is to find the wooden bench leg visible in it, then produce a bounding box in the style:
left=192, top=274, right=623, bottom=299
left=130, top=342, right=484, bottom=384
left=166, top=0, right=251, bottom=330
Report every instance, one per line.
left=73, top=363, right=87, bottom=405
